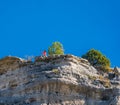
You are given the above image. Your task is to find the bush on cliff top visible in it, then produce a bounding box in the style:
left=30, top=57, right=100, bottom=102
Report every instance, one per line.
left=48, top=42, right=64, bottom=55
left=82, top=49, right=111, bottom=72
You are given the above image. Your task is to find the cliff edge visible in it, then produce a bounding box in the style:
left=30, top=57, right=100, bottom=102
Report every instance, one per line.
left=0, top=55, right=120, bottom=105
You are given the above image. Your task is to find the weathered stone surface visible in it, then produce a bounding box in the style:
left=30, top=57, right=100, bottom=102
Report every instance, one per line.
left=0, top=55, right=120, bottom=105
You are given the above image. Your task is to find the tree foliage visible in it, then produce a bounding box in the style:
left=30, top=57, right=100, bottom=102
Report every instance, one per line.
left=48, top=42, right=64, bottom=55
left=82, top=49, right=110, bottom=68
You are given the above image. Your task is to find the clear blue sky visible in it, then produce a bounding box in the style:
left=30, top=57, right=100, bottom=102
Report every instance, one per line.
left=0, top=0, right=120, bottom=67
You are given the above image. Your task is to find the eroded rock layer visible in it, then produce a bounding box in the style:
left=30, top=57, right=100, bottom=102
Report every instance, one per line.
left=0, top=55, right=120, bottom=105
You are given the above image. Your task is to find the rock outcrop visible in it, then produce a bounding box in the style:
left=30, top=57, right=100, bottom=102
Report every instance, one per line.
left=0, top=55, right=120, bottom=105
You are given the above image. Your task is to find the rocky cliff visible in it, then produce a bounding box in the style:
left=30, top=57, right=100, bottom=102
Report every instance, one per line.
left=0, top=55, right=120, bottom=105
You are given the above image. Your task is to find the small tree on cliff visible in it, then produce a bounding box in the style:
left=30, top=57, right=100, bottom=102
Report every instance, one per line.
left=48, top=42, right=64, bottom=55
left=82, top=49, right=110, bottom=71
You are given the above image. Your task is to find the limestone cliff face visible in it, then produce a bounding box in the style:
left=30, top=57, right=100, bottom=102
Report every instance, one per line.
left=0, top=55, right=120, bottom=105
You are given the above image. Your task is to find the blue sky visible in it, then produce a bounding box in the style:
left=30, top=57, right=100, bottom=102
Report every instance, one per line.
left=0, top=0, right=120, bottom=67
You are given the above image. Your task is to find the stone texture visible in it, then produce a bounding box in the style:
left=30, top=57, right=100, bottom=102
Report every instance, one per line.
left=0, top=54, right=120, bottom=105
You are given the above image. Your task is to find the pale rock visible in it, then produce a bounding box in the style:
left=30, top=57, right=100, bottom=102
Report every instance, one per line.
left=0, top=55, right=119, bottom=105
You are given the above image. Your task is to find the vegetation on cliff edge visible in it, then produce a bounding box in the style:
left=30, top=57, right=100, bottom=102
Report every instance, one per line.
left=82, top=49, right=111, bottom=72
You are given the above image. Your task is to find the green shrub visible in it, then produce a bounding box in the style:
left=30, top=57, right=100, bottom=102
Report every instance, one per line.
left=87, top=75, right=96, bottom=80
left=52, top=69, right=59, bottom=74
left=82, top=49, right=110, bottom=69
left=48, top=42, right=64, bottom=55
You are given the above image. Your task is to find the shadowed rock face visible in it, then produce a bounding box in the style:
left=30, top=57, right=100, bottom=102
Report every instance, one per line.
left=0, top=56, right=26, bottom=75
left=0, top=55, right=120, bottom=105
